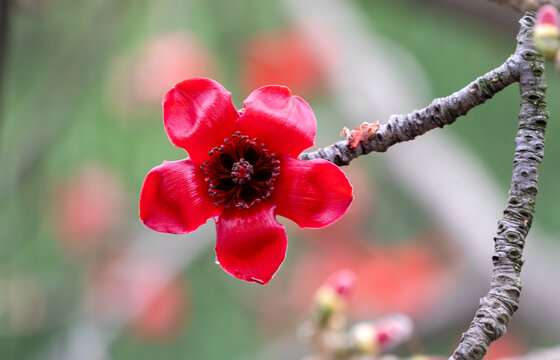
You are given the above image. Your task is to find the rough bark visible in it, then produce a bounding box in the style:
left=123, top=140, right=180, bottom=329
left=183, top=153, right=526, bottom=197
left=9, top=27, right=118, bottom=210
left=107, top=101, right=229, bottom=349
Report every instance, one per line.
left=301, top=11, right=549, bottom=360
left=450, top=12, right=548, bottom=360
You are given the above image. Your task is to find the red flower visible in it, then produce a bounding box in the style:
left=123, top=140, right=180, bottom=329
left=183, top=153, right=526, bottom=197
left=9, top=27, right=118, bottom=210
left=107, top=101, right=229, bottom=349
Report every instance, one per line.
left=139, top=78, right=353, bottom=284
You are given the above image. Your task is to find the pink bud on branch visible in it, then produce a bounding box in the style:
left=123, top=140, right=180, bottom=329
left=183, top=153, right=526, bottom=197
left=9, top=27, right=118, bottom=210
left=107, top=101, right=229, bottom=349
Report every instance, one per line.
left=313, top=270, right=356, bottom=329
left=350, top=314, right=414, bottom=355
left=533, top=5, right=560, bottom=59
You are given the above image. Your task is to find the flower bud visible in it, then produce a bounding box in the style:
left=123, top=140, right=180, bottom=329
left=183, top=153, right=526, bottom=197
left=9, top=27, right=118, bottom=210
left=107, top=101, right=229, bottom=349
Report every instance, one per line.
left=315, top=269, right=356, bottom=311
left=534, top=5, right=560, bottom=60
left=374, top=314, right=414, bottom=352
left=556, top=48, right=560, bottom=72
left=325, top=269, right=356, bottom=297
left=351, top=314, right=414, bottom=355
left=351, top=322, right=379, bottom=355
left=313, top=270, right=356, bottom=328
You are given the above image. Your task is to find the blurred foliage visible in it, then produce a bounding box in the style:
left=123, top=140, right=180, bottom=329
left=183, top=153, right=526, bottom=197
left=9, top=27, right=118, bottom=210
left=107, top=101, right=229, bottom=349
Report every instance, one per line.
left=358, top=0, right=560, bottom=234
left=0, top=0, right=558, bottom=359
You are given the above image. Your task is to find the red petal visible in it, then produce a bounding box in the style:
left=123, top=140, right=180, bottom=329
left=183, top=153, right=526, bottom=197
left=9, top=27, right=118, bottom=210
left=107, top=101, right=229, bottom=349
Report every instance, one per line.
left=215, top=204, right=287, bottom=284
left=274, top=155, right=353, bottom=228
left=235, top=85, right=316, bottom=157
left=139, top=159, right=221, bottom=234
left=163, top=78, right=239, bottom=164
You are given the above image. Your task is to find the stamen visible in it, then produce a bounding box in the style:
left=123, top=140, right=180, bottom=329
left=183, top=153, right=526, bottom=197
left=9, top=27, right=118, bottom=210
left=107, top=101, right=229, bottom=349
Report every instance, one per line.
left=200, top=132, right=280, bottom=209
left=231, top=158, right=254, bottom=184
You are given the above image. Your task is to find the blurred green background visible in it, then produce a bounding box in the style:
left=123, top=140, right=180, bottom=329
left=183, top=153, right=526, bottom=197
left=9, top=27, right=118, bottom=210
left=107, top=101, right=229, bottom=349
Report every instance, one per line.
left=1, top=0, right=559, bottom=359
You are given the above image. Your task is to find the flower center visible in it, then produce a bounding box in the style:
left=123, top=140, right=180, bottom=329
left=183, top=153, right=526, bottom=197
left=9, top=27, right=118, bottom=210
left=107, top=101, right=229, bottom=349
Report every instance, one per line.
left=201, top=131, right=280, bottom=209
left=230, top=158, right=254, bottom=184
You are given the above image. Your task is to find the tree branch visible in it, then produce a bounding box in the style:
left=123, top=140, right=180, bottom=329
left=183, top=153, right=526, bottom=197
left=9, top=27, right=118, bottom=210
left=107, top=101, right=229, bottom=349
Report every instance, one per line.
left=300, top=10, right=549, bottom=360
left=450, top=12, right=548, bottom=360
left=300, top=54, right=520, bottom=166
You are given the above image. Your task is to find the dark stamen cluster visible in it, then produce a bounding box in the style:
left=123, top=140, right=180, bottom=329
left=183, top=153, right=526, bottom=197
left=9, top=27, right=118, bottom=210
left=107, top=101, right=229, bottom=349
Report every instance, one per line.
left=230, top=158, right=254, bottom=184
left=201, top=131, right=280, bottom=209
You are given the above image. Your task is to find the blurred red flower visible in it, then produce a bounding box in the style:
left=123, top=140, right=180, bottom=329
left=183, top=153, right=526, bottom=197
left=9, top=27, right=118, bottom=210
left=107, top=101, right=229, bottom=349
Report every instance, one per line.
left=51, top=164, right=125, bottom=254
left=85, top=256, right=187, bottom=340
left=290, top=235, right=453, bottom=318
left=240, top=24, right=338, bottom=97
left=139, top=78, right=353, bottom=284
left=108, top=32, right=218, bottom=115
left=352, top=242, right=452, bottom=317
left=485, top=330, right=527, bottom=360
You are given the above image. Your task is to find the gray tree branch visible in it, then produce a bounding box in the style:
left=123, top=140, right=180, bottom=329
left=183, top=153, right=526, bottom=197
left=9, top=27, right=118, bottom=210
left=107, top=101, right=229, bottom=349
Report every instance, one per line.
left=300, top=58, right=519, bottom=166
left=450, top=12, right=548, bottom=360
left=301, top=11, right=549, bottom=360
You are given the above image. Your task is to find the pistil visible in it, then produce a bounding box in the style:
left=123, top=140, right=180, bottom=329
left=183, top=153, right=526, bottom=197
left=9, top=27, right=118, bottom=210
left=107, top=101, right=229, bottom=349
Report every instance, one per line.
left=230, top=158, right=254, bottom=184
left=201, top=132, right=280, bottom=208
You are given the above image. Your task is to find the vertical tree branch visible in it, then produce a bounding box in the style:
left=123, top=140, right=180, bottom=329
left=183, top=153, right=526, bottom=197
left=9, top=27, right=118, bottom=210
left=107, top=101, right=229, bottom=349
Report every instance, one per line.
left=450, top=12, right=548, bottom=360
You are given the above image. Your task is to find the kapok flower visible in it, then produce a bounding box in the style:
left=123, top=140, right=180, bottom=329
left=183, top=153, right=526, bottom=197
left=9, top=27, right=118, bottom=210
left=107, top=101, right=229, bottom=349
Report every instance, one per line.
left=139, top=78, right=353, bottom=284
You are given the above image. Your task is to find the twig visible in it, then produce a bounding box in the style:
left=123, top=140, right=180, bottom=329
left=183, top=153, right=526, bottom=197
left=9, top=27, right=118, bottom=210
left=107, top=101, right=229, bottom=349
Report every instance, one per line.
left=300, top=56, right=520, bottom=165
left=450, top=12, right=547, bottom=360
